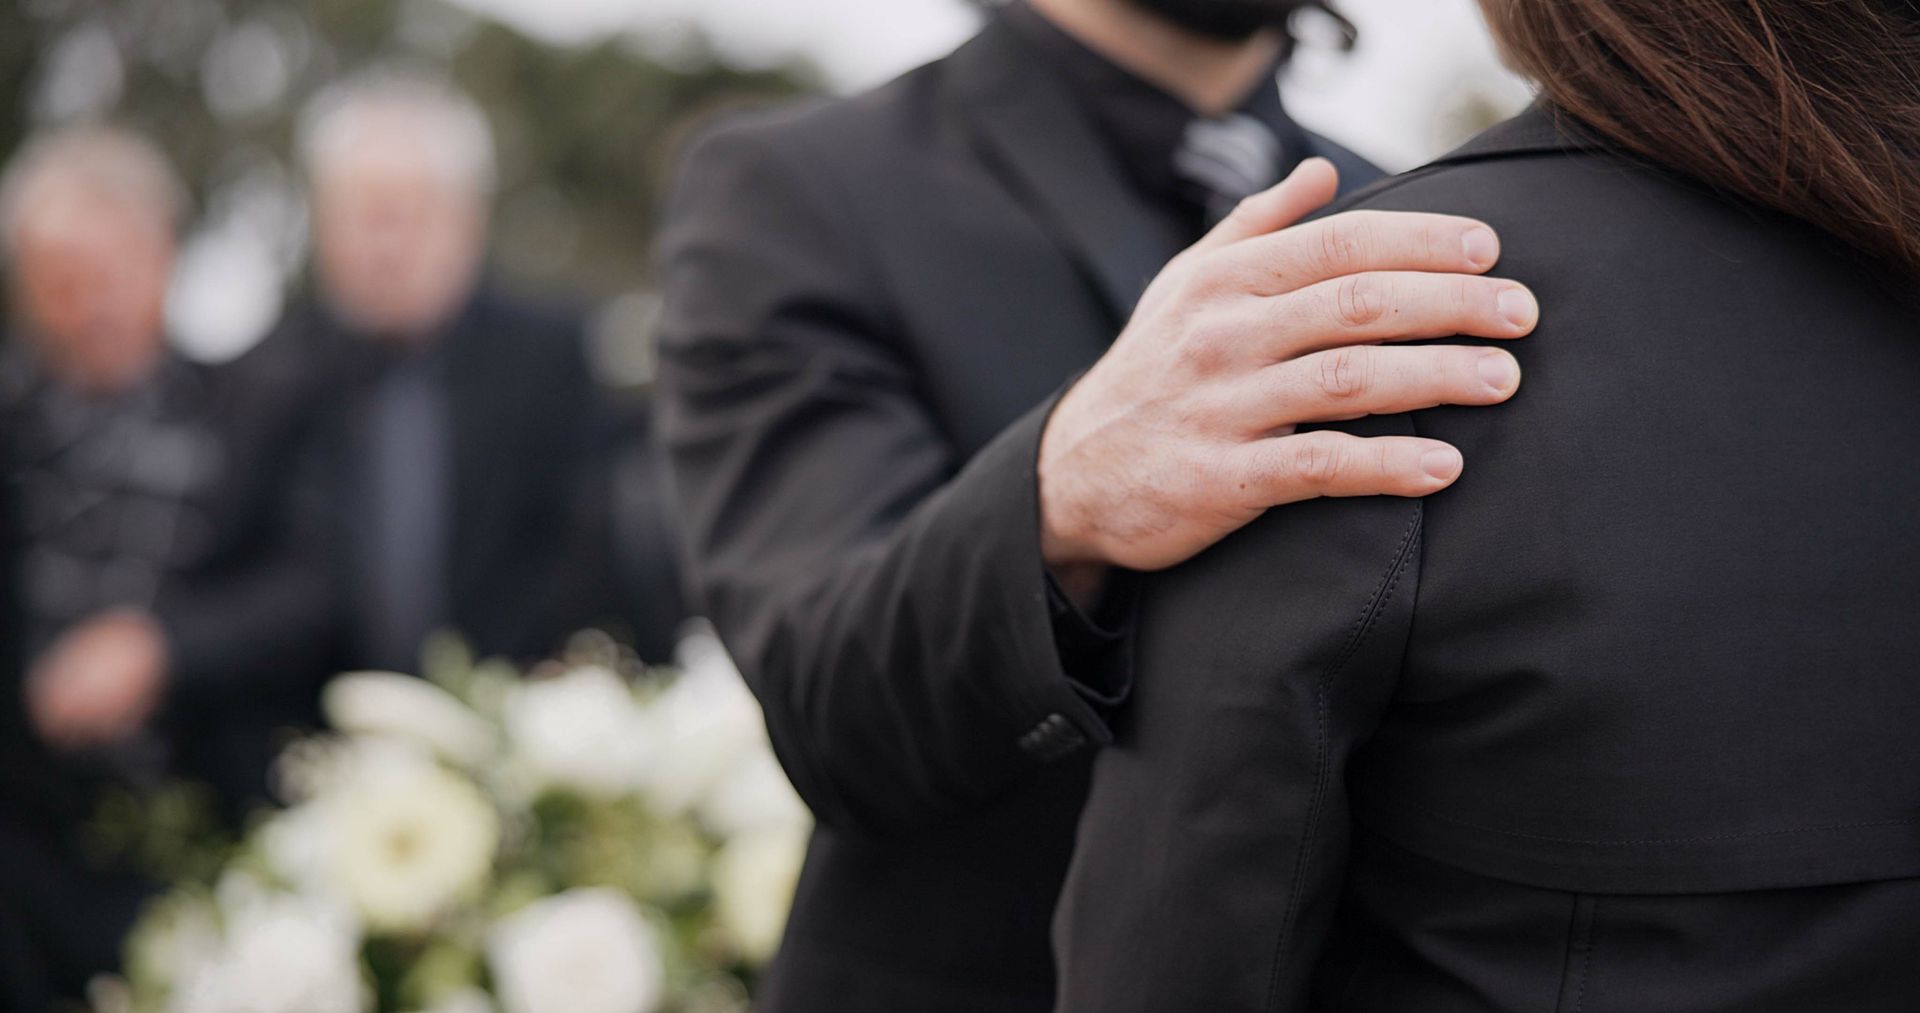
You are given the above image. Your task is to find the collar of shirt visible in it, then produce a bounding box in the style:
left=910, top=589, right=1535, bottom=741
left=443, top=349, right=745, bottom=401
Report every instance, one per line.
left=1000, top=1, right=1304, bottom=220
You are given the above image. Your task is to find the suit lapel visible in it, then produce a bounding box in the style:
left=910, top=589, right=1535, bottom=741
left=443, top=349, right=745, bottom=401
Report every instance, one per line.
left=946, top=19, right=1188, bottom=326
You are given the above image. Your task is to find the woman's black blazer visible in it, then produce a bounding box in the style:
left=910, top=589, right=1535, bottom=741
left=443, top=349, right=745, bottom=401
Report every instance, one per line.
left=1055, top=106, right=1920, bottom=1012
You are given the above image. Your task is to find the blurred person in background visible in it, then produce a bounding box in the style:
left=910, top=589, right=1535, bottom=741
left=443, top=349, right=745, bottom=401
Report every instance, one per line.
left=279, top=71, right=640, bottom=673
left=658, top=0, right=1540, bottom=1008
left=0, top=125, right=333, bottom=1006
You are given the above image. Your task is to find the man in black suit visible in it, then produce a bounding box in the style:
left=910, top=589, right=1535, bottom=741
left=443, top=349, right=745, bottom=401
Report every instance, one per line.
left=656, top=0, right=1540, bottom=1008
left=0, top=125, right=333, bottom=1004
left=287, top=72, right=640, bottom=671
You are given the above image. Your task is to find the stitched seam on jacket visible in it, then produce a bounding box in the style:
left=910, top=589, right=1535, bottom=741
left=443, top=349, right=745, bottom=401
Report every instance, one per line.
left=1575, top=897, right=1600, bottom=1013
left=1264, top=505, right=1423, bottom=1011
left=1554, top=894, right=1595, bottom=1013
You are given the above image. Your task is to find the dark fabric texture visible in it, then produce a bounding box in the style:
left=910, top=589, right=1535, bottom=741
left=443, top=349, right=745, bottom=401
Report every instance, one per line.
left=1002, top=0, right=1302, bottom=231
left=0, top=332, right=335, bottom=1003
left=282, top=282, right=625, bottom=670
left=155, top=323, right=340, bottom=808
left=1055, top=106, right=1920, bottom=1011
left=0, top=335, right=337, bottom=808
left=355, top=344, right=454, bottom=671
left=654, top=8, right=1379, bottom=1010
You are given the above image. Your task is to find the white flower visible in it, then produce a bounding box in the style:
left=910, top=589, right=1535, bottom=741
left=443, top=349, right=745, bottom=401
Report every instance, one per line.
left=645, top=630, right=769, bottom=814
left=328, top=760, right=499, bottom=933
left=504, top=666, right=654, bottom=798
left=260, top=803, right=334, bottom=898
left=697, top=747, right=811, bottom=838
left=487, top=888, right=665, bottom=1013
left=123, top=892, right=222, bottom=994
left=710, top=826, right=808, bottom=965
left=323, top=671, right=497, bottom=768
left=214, top=869, right=273, bottom=922
left=171, top=894, right=364, bottom=1013
left=413, top=988, right=496, bottom=1013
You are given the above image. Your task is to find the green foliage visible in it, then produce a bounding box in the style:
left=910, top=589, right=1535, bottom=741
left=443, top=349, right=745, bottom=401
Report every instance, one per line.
left=0, top=0, right=821, bottom=304
left=86, top=782, right=232, bottom=887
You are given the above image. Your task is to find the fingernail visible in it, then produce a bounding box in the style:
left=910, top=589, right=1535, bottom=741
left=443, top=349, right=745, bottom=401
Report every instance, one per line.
left=1477, top=351, right=1518, bottom=393
left=1497, top=287, right=1537, bottom=329
left=1462, top=227, right=1498, bottom=268
left=1422, top=447, right=1463, bottom=481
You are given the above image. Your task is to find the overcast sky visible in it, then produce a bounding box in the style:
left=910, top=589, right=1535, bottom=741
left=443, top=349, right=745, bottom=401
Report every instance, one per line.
left=444, top=0, right=1530, bottom=168
left=446, top=0, right=983, bottom=91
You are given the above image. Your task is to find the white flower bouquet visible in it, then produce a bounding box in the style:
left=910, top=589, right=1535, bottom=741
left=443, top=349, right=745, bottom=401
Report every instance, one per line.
left=104, top=625, right=811, bottom=1013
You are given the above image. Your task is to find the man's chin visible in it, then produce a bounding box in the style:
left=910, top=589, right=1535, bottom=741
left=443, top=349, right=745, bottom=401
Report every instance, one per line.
left=1122, top=0, right=1306, bottom=41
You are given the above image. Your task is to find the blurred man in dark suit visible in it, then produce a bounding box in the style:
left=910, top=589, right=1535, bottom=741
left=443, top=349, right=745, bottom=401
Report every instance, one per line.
left=0, top=125, right=334, bottom=1005
left=283, top=72, right=676, bottom=671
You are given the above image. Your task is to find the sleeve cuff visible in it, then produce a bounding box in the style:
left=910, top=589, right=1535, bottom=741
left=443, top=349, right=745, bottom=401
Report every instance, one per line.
left=1045, top=568, right=1137, bottom=710
left=985, top=383, right=1139, bottom=765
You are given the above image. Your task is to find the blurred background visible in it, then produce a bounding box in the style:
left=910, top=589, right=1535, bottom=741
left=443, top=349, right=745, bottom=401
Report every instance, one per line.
left=0, top=0, right=1524, bottom=367
left=0, top=1, right=1527, bottom=1010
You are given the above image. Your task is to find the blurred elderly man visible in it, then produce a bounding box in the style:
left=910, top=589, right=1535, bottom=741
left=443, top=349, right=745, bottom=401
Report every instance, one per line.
left=0, top=126, right=332, bottom=1006
left=279, top=72, right=629, bottom=671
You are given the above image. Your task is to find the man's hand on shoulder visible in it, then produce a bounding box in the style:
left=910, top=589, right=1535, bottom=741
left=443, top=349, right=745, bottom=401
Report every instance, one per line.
left=1039, top=158, right=1535, bottom=575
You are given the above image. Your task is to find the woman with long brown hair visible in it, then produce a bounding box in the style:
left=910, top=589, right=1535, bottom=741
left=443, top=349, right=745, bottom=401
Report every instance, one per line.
left=1055, top=1, right=1920, bottom=1009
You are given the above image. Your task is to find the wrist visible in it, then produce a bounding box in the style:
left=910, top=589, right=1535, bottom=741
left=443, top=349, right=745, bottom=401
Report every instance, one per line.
left=1038, top=462, right=1102, bottom=569
left=1037, top=385, right=1102, bottom=569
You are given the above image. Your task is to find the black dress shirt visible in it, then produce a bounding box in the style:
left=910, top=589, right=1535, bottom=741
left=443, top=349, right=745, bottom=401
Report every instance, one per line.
left=289, top=284, right=620, bottom=672
left=352, top=336, right=454, bottom=673
left=1003, top=0, right=1304, bottom=238
left=1006, top=0, right=1309, bottom=693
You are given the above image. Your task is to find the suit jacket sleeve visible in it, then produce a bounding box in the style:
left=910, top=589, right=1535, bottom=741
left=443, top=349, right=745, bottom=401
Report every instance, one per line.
left=522, top=316, right=621, bottom=654
left=655, top=118, right=1124, bottom=836
left=1053, top=422, right=1422, bottom=1011
left=155, top=399, right=337, bottom=709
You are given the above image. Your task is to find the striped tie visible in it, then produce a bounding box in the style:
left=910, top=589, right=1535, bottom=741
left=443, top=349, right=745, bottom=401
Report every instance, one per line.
left=1174, top=112, right=1286, bottom=226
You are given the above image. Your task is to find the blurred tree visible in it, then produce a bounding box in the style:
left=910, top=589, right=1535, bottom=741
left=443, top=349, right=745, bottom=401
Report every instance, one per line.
left=0, top=0, right=821, bottom=324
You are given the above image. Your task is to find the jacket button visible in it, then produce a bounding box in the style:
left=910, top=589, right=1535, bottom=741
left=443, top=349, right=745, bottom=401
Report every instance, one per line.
left=1019, top=713, right=1084, bottom=761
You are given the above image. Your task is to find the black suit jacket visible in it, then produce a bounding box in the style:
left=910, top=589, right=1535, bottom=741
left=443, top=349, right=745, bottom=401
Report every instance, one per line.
left=0, top=341, right=332, bottom=1002
left=155, top=333, right=338, bottom=808
left=280, top=283, right=620, bottom=669
left=1056, top=106, right=1920, bottom=1011
left=0, top=342, right=334, bottom=814
left=656, top=15, right=1376, bottom=1011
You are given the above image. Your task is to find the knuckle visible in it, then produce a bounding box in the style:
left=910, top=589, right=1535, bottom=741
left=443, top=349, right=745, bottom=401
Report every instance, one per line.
left=1375, top=439, right=1402, bottom=480
left=1455, top=275, right=1484, bottom=316
left=1184, top=254, right=1238, bottom=299
left=1314, top=347, right=1370, bottom=400
left=1292, top=436, right=1346, bottom=488
left=1419, top=221, right=1442, bottom=265
left=1176, top=313, right=1234, bottom=372
left=1334, top=274, right=1388, bottom=329
left=1314, top=218, right=1366, bottom=275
